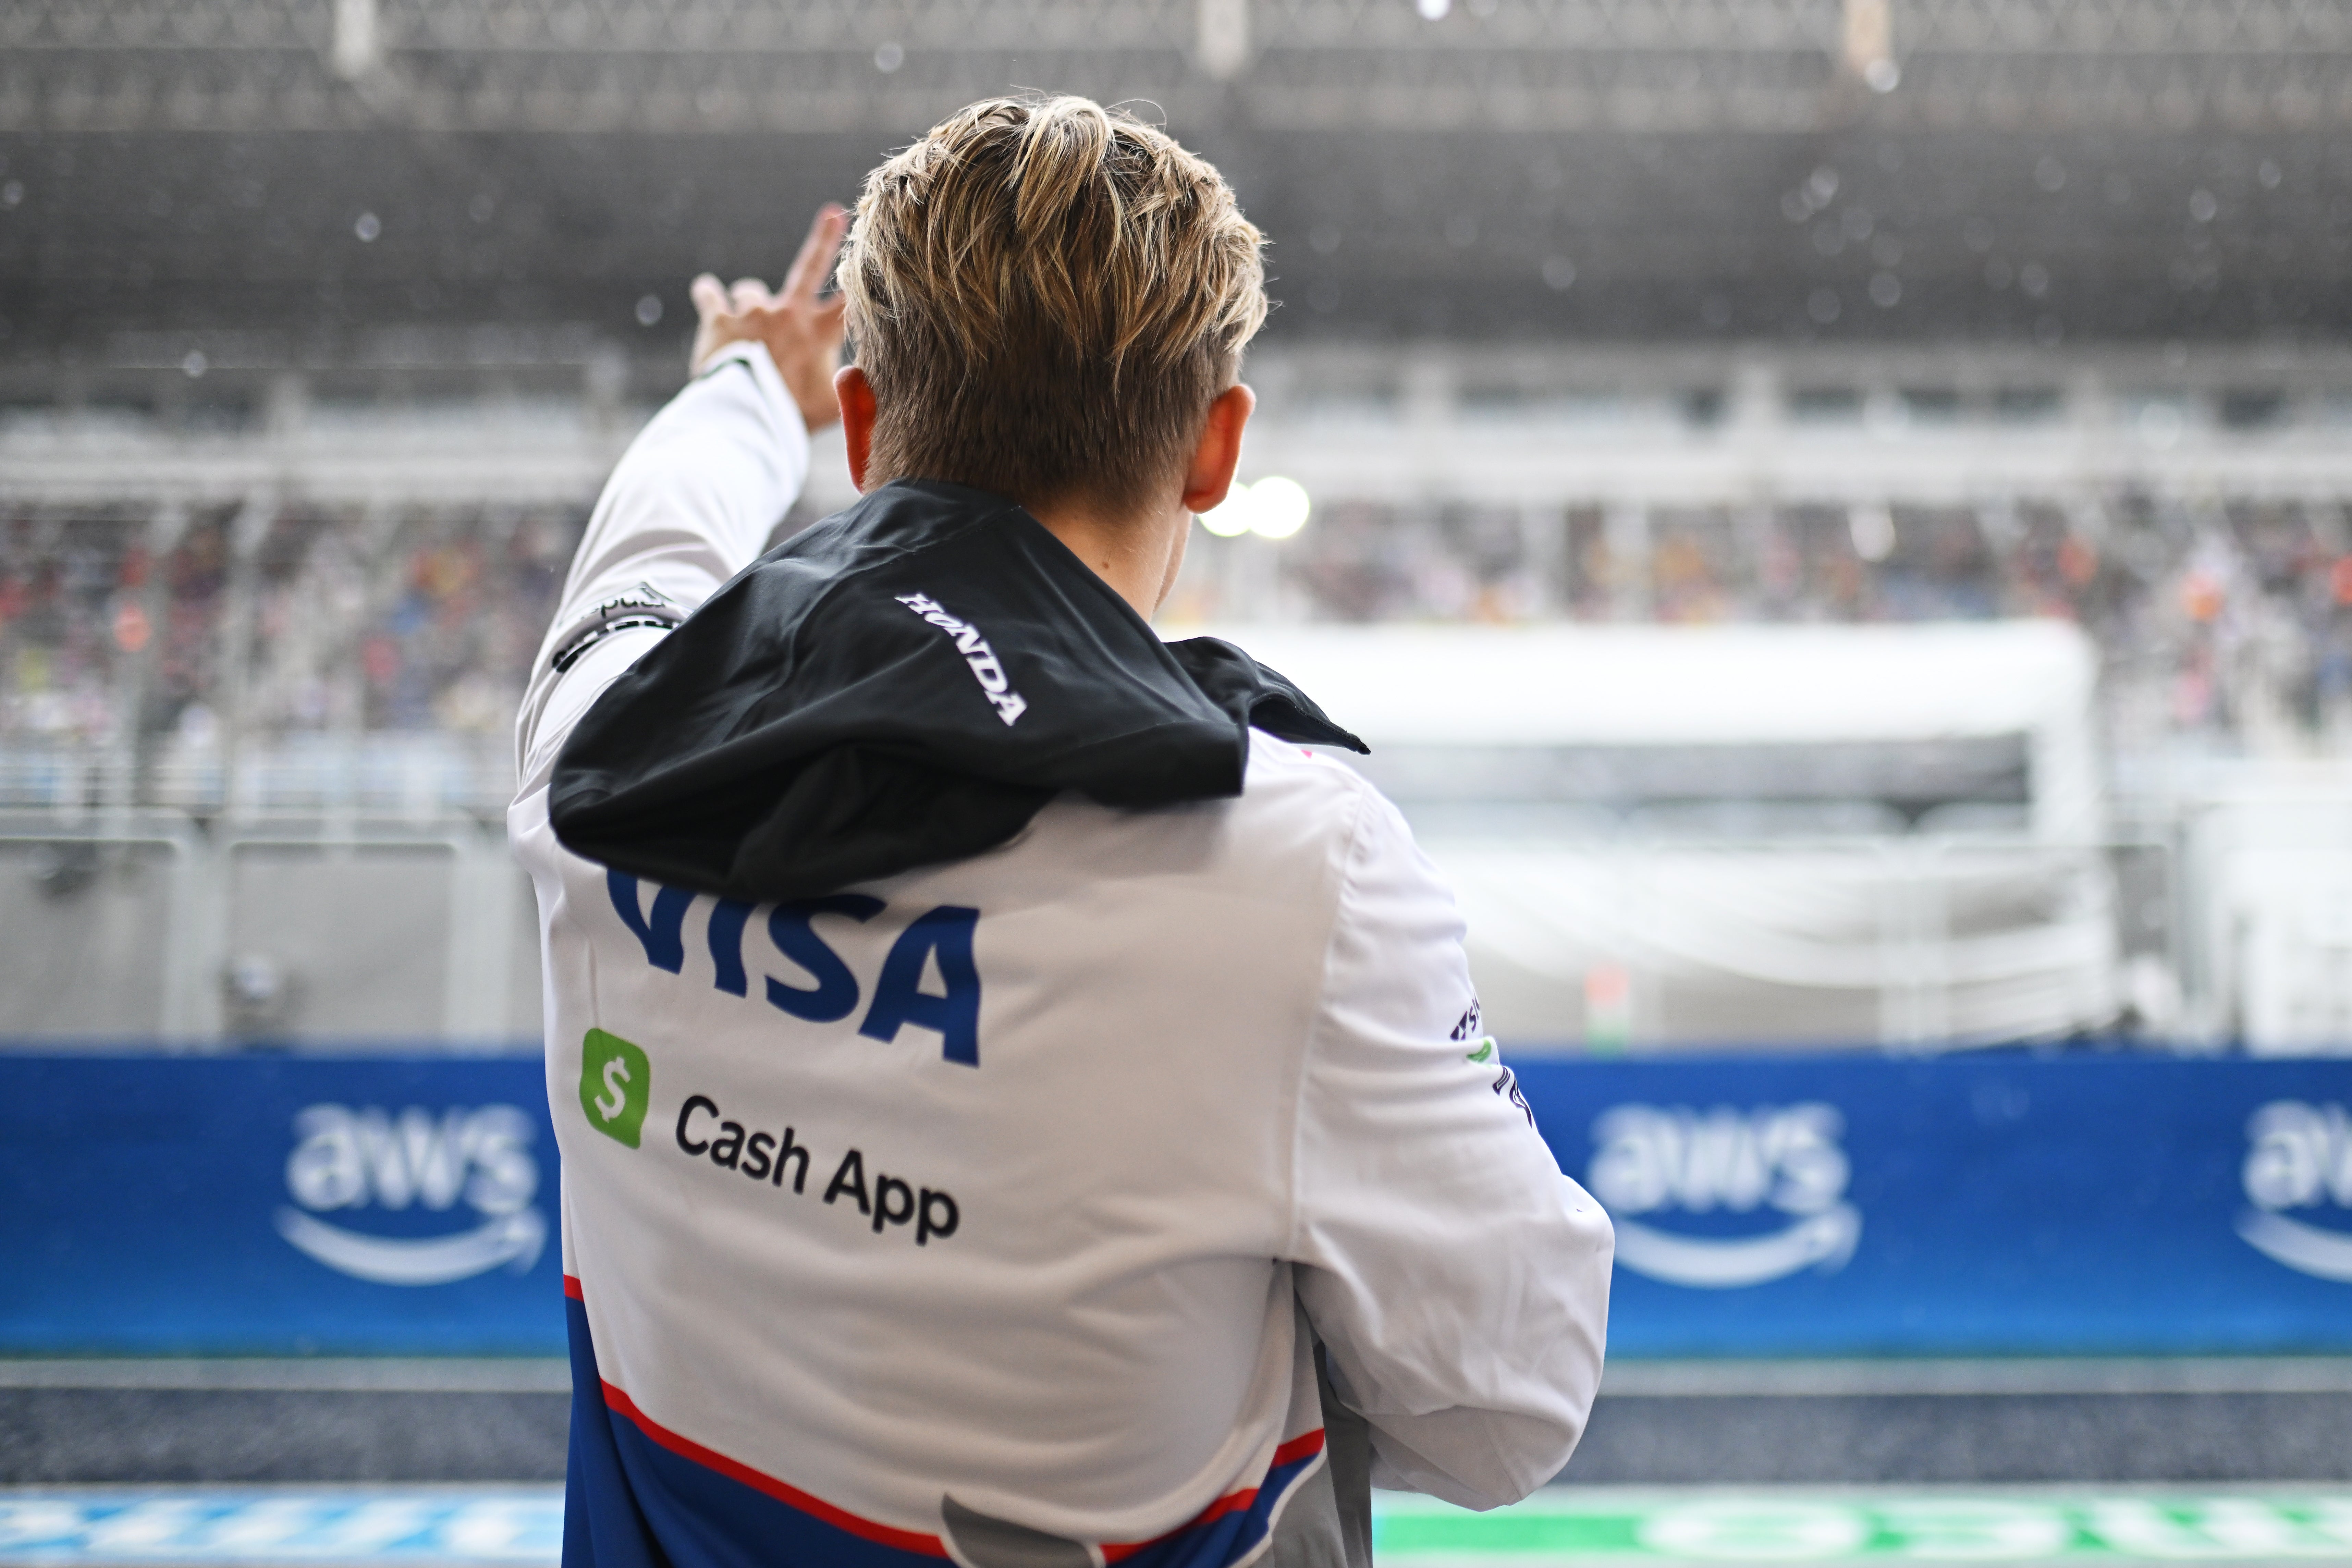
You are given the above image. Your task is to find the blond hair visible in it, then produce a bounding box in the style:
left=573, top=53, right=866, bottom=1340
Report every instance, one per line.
left=838, top=96, right=1268, bottom=520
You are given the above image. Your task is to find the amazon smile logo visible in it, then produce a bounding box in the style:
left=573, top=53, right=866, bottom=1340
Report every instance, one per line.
left=1585, top=1103, right=1860, bottom=1289
left=2238, top=1100, right=2352, bottom=1284
left=276, top=1104, right=547, bottom=1286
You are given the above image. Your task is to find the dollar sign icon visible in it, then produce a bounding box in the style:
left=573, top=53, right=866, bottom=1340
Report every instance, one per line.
left=578, top=1029, right=650, bottom=1148
left=595, top=1056, right=630, bottom=1122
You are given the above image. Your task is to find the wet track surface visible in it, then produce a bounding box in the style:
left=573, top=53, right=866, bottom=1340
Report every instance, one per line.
left=11, top=1360, right=2352, bottom=1489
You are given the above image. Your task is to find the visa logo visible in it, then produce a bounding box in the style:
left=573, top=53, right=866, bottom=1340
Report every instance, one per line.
left=608, top=870, right=982, bottom=1066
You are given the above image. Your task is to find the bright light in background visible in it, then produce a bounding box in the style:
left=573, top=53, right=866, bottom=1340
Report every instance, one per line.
left=1197, top=495, right=1252, bottom=537
left=1245, top=477, right=1311, bottom=538
left=1199, top=477, right=1312, bottom=540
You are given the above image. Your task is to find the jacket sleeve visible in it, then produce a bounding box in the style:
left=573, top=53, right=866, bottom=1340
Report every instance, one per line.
left=1288, top=785, right=1615, bottom=1510
left=514, top=340, right=812, bottom=789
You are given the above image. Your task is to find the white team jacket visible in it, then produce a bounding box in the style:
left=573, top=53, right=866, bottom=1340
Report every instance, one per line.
left=510, top=341, right=1614, bottom=1568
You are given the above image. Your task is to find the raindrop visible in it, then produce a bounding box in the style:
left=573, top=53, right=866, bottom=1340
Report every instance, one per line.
left=1840, top=205, right=1874, bottom=241
left=468, top=193, right=495, bottom=223
left=1870, top=232, right=1903, bottom=267
left=874, top=40, right=903, bottom=72
left=2033, top=156, right=2066, bottom=192
left=181, top=350, right=208, bottom=379
left=1542, top=255, right=1576, bottom=290
left=1308, top=222, right=1342, bottom=256
left=354, top=211, right=381, bottom=242
left=635, top=295, right=663, bottom=327
left=1813, top=223, right=1845, bottom=257
left=2019, top=262, right=2049, bottom=298
left=2189, top=188, right=2218, bottom=222
left=1869, top=272, right=1901, bottom=308
left=1863, top=58, right=1900, bottom=93
left=0, top=181, right=20, bottom=208
left=1417, top=0, right=1450, bottom=17
left=1808, top=166, right=1840, bottom=203
left=1807, top=287, right=1842, bottom=324
left=2258, top=159, right=2282, bottom=189
left=1849, top=505, right=1895, bottom=562
left=1444, top=213, right=1478, bottom=247
left=1781, top=190, right=1813, bottom=223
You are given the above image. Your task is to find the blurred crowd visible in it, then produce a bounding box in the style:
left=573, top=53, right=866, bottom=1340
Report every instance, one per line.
left=3, top=486, right=2350, bottom=798
left=0, top=501, right=571, bottom=769
left=1203, top=490, right=2352, bottom=758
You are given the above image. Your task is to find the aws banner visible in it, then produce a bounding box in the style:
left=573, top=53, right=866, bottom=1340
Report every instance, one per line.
left=0, top=1052, right=2348, bottom=1356
left=1515, top=1054, right=2352, bottom=1357
left=0, top=1055, right=563, bottom=1356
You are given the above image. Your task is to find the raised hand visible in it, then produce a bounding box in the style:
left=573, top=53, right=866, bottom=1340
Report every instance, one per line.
left=688, top=204, right=852, bottom=431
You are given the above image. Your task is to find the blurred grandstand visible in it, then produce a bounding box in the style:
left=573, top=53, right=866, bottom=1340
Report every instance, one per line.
left=5, top=0, right=2352, bottom=1049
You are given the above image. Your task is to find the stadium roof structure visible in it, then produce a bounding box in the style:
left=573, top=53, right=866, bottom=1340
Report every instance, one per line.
left=2, top=0, right=2351, bottom=376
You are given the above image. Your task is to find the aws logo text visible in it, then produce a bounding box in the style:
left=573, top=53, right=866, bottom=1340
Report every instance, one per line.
left=610, top=869, right=980, bottom=1067
left=278, top=1104, right=547, bottom=1286
left=2238, top=1100, right=2352, bottom=1284
left=1586, top=1103, right=1860, bottom=1289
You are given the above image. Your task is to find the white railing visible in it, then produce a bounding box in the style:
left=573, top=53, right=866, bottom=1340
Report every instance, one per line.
left=0, top=736, right=516, bottom=820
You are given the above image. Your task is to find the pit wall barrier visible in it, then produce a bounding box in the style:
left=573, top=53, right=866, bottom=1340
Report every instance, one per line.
left=2, top=1051, right=2348, bottom=1358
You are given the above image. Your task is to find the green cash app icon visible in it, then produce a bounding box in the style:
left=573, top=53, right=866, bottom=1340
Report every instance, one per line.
left=579, top=1028, right=651, bottom=1149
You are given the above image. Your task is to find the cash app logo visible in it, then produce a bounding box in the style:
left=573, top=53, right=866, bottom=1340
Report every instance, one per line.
left=579, top=1029, right=651, bottom=1149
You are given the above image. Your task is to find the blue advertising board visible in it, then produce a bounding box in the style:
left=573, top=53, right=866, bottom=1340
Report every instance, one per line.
left=0, top=1054, right=564, bottom=1356
left=1, top=1051, right=2348, bottom=1357
left=1512, top=1055, right=2352, bottom=1358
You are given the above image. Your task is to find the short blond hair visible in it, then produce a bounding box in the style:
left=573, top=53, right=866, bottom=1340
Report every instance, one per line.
left=838, top=96, right=1268, bottom=520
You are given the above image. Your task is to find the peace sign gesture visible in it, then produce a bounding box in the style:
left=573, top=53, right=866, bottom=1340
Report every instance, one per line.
left=688, top=203, right=852, bottom=431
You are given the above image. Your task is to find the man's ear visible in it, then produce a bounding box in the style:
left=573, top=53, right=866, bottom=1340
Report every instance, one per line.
left=1179, top=383, right=1256, bottom=516
left=835, top=365, right=877, bottom=491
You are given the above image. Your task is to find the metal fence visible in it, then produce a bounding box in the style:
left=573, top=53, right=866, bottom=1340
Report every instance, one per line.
left=0, top=811, right=532, bottom=1045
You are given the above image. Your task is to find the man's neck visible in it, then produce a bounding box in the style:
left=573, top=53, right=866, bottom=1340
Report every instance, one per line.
left=1024, top=495, right=1189, bottom=622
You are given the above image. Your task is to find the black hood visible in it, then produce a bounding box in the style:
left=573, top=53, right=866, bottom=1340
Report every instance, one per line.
left=549, top=480, right=1365, bottom=902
